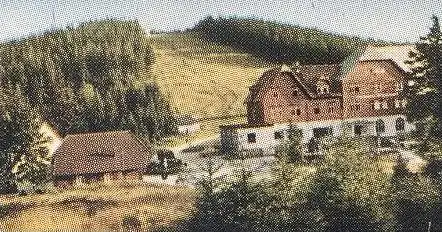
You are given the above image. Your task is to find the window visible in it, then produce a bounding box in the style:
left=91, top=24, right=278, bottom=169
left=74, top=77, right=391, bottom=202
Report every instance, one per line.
left=395, top=99, right=400, bottom=108
left=376, top=119, right=385, bottom=134
left=273, top=92, right=278, bottom=97
left=373, top=100, right=381, bottom=110
left=354, top=125, right=363, bottom=136
left=313, top=127, right=333, bottom=138
left=317, top=87, right=329, bottom=94
left=313, top=108, right=320, bottom=114
left=396, top=82, right=404, bottom=91
left=247, top=133, right=256, bottom=143
left=328, top=106, right=334, bottom=113
left=292, top=90, right=299, bottom=96
left=274, top=131, right=283, bottom=140
left=349, top=86, right=360, bottom=94
left=351, top=104, right=361, bottom=111
left=382, top=101, right=388, bottom=109
left=401, top=99, right=407, bottom=108
left=396, top=118, right=405, bottom=131
left=291, top=108, right=301, bottom=116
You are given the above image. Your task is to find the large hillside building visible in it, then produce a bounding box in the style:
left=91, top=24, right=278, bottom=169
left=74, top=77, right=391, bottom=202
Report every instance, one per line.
left=220, top=45, right=415, bottom=155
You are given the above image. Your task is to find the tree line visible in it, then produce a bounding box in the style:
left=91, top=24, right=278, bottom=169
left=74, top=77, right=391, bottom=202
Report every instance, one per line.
left=193, top=16, right=386, bottom=65
left=183, top=137, right=442, bottom=232
left=0, top=19, right=176, bottom=139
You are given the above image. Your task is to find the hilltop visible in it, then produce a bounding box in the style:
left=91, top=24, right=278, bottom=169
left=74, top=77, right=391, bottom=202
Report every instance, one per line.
left=149, top=16, right=384, bottom=119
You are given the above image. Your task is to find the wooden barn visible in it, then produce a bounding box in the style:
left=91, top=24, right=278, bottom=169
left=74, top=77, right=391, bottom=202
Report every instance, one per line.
left=52, top=130, right=152, bottom=187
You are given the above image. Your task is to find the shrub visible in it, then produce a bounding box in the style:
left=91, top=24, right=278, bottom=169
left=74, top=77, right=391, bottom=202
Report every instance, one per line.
left=122, top=215, right=142, bottom=231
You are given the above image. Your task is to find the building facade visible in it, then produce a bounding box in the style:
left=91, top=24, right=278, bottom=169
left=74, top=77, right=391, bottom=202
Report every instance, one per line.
left=221, top=46, right=415, bottom=155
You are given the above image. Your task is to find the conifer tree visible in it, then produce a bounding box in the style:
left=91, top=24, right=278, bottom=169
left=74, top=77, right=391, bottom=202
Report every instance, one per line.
left=0, top=88, right=50, bottom=193
left=406, top=15, right=442, bottom=137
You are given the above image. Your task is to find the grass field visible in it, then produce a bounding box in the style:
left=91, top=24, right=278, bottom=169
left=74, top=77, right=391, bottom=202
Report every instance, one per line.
left=149, top=32, right=272, bottom=119
left=0, top=182, right=195, bottom=231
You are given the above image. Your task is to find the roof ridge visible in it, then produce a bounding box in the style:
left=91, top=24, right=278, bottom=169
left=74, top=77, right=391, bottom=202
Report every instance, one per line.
left=300, top=63, right=340, bottom=67
left=65, top=130, right=131, bottom=138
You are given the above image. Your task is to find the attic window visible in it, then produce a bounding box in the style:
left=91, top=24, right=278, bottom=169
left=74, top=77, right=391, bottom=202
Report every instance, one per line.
left=317, top=82, right=329, bottom=95
left=396, top=82, right=404, bottom=91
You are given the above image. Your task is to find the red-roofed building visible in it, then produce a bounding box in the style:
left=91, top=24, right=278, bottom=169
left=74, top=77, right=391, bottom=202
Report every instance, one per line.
left=53, top=130, right=152, bottom=187
left=220, top=46, right=415, bottom=155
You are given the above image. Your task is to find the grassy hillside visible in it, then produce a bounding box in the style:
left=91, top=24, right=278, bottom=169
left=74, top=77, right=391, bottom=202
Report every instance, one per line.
left=149, top=32, right=270, bottom=119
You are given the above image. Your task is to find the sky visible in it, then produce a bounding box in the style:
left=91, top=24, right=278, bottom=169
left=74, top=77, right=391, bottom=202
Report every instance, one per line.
left=0, top=0, right=441, bottom=43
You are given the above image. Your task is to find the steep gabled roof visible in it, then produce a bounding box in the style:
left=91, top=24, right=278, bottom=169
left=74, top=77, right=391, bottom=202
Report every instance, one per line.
left=245, top=64, right=342, bottom=104
left=53, top=130, right=152, bottom=176
left=340, top=44, right=415, bottom=77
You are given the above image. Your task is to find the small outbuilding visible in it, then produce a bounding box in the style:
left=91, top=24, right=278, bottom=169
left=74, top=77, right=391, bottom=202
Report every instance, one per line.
left=52, top=130, right=152, bottom=187
left=176, top=115, right=200, bottom=134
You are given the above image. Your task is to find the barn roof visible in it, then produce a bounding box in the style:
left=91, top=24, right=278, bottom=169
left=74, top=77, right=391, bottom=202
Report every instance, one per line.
left=53, top=130, right=152, bottom=176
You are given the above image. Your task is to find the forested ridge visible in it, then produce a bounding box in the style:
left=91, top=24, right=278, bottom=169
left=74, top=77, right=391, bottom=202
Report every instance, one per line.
left=0, top=19, right=176, bottom=140
left=194, top=16, right=388, bottom=64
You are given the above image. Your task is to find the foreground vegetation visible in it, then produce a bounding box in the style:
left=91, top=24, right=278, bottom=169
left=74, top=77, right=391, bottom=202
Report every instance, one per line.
left=0, top=182, right=195, bottom=231
left=172, top=137, right=441, bottom=232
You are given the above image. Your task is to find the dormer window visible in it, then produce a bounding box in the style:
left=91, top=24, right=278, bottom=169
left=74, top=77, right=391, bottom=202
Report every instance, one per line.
left=317, top=80, right=329, bottom=95
left=396, top=82, right=404, bottom=91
